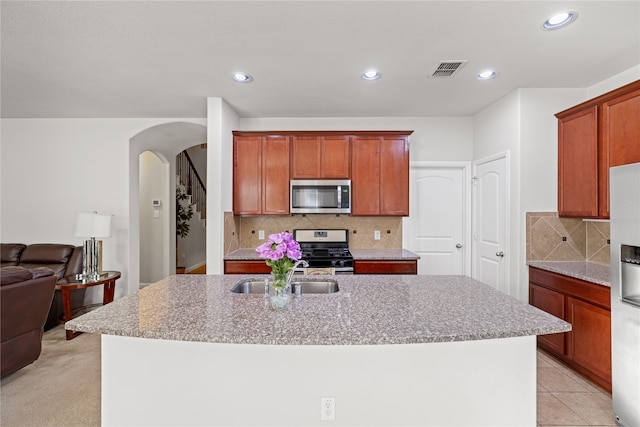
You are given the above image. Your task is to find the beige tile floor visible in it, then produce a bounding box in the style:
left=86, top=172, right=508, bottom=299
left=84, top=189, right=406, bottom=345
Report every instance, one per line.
left=537, top=349, right=616, bottom=426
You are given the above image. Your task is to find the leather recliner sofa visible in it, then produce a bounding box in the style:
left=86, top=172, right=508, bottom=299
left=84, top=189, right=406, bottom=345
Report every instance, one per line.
left=1, top=243, right=85, bottom=330
left=1, top=265, right=57, bottom=378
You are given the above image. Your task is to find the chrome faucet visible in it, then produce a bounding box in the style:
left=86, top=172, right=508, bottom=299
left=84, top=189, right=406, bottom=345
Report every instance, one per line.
left=287, top=260, right=309, bottom=284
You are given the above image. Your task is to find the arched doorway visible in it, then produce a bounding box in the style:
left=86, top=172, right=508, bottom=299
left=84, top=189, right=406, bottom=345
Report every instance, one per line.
left=129, top=122, right=207, bottom=290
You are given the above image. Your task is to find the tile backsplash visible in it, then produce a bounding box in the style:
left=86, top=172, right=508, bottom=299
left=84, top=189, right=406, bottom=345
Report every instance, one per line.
left=223, top=212, right=402, bottom=253
left=526, top=212, right=610, bottom=265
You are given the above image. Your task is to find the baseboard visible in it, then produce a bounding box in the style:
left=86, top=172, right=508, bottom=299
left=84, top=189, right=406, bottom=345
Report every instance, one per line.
left=185, top=261, right=206, bottom=273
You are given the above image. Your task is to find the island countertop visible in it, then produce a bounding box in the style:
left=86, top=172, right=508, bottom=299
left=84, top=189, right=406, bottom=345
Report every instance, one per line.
left=67, top=274, right=569, bottom=345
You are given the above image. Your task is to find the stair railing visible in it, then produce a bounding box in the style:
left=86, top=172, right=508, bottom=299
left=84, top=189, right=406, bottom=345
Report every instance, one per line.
left=177, top=151, right=206, bottom=220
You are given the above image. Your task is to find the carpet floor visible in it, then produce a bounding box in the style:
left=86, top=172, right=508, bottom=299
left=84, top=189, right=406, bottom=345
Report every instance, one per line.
left=0, top=325, right=101, bottom=426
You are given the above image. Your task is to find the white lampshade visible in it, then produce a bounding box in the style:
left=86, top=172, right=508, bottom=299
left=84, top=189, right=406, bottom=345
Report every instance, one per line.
left=74, top=212, right=112, bottom=238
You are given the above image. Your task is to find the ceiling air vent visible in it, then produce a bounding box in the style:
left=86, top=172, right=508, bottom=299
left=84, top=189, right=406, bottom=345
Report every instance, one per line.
left=429, top=60, right=468, bottom=78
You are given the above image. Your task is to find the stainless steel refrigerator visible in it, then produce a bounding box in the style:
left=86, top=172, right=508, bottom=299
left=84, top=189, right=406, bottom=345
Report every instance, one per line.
left=610, top=162, right=640, bottom=427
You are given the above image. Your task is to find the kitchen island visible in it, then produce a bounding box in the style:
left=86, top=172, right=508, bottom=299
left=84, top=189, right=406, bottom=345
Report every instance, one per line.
left=68, top=274, right=569, bottom=426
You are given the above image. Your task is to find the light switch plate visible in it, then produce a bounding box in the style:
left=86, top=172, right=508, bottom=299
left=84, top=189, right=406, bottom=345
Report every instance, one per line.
left=258, top=230, right=265, bottom=240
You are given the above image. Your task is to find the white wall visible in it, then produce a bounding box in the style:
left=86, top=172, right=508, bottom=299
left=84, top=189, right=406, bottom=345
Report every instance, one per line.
left=472, top=65, right=639, bottom=301
left=139, top=151, right=166, bottom=284
left=206, top=98, right=239, bottom=274
left=587, top=65, right=640, bottom=99
left=238, top=117, right=474, bottom=162
left=473, top=91, right=522, bottom=298
left=1, top=118, right=206, bottom=300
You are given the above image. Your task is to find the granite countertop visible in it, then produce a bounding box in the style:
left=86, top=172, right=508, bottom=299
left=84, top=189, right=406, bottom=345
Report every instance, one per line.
left=527, top=261, right=611, bottom=287
left=348, top=249, right=420, bottom=260
left=66, top=274, right=569, bottom=345
left=224, top=248, right=420, bottom=260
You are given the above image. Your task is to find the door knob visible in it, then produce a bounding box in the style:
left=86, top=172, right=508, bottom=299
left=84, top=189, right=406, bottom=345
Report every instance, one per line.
left=456, top=243, right=463, bottom=249
left=496, top=251, right=504, bottom=258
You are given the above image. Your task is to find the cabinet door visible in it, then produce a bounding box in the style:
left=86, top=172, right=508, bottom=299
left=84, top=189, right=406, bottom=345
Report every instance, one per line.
left=233, top=136, right=262, bottom=215
left=603, top=87, right=640, bottom=167
left=530, top=284, right=566, bottom=355
left=262, top=136, right=290, bottom=215
left=566, top=296, right=612, bottom=385
left=351, top=136, right=380, bottom=215
left=380, top=136, right=409, bottom=215
left=321, top=136, right=350, bottom=178
left=558, top=106, right=599, bottom=217
left=291, top=136, right=321, bottom=179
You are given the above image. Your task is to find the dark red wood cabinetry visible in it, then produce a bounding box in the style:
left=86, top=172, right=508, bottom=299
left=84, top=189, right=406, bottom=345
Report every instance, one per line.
left=233, top=134, right=290, bottom=215
left=291, top=135, right=350, bottom=179
left=556, top=80, right=640, bottom=219
left=233, top=130, right=412, bottom=217
left=354, top=260, right=417, bottom=274
left=351, top=134, right=410, bottom=216
left=529, top=266, right=611, bottom=392
left=224, top=260, right=271, bottom=274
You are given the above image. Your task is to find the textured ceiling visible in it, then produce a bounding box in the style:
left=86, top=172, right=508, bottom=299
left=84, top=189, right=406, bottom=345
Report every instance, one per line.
left=1, top=1, right=639, bottom=118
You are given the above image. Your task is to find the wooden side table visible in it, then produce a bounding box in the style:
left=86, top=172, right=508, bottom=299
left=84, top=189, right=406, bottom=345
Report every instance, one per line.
left=56, top=271, right=121, bottom=340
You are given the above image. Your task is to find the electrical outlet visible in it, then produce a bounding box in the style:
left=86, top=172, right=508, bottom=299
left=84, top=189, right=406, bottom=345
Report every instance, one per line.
left=320, top=397, right=335, bottom=421
left=258, top=230, right=265, bottom=240
left=374, top=230, right=381, bottom=240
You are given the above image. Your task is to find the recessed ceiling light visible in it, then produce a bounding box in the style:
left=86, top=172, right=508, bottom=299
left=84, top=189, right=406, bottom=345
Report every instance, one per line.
left=543, top=11, right=578, bottom=30
left=362, top=70, right=381, bottom=81
left=232, top=73, right=253, bottom=83
left=477, top=70, right=498, bottom=80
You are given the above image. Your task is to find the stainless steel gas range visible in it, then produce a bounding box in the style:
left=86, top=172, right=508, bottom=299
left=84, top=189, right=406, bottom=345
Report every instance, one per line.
left=293, top=229, right=353, bottom=273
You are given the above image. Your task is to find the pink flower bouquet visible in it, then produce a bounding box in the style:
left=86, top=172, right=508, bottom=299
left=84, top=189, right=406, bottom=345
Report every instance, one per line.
left=255, top=232, right=302, bottom=275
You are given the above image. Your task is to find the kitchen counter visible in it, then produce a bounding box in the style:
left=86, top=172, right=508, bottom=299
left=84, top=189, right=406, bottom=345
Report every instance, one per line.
left=67, top=274, right=567, bottom=345
left=527, top=261, right=610, bottom=287
left=349, top=248, right=419, bottom=260
left=224, top=248, right=420, bottom=261
left=72, top=274, right=568, bottom=426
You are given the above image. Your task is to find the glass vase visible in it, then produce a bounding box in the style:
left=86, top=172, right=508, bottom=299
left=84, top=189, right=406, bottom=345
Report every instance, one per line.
left=269, top=272, right=291, bottom=310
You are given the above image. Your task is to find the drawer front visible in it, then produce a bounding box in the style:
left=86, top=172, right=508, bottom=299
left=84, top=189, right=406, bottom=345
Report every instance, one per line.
left=354, top=260, right=417, bottom=275
left=224, top=261, right=271, bottom=274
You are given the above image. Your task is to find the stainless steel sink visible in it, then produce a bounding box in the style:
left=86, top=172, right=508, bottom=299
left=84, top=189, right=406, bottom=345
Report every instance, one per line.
left=231, top=278, right=339, bottom=294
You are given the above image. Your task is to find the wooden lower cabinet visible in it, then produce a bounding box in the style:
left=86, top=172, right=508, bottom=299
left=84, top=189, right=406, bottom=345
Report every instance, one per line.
left=224, top=260, right=271, bottom=274
left=354, top=260, right=417, bottom=275
left=566, top=296, right=612, bottom=384
left=530, top=284, right=565, bottom=355
left=529, top=266, right=611, bottom=392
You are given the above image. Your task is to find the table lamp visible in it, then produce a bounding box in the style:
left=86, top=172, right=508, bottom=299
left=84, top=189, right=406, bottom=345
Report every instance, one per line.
left=74, top=212, right=112, bottom=279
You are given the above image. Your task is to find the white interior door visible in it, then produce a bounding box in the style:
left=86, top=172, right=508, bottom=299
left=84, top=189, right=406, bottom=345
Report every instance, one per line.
left=473, top=154, right=508, bottom=292
left=404, top=163, right=470, bottom=275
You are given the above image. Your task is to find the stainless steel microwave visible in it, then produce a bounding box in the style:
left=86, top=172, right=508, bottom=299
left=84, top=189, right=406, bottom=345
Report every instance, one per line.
left=290, top=180, right=351, bottom=214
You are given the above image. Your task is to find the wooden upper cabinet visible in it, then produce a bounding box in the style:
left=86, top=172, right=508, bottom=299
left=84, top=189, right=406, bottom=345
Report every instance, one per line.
left=601, top=86, right=640, bottom=167
left=351, top=135, right=409, bottom=216
left=556, top=80, right=640, bottom=219
left=351, top=136, right=380, bottom=215
left=557, top=106, right=599, bottom=217
left=234, top=130, right=411, bottom=217
left=233, top=134, right=290, bottom=215
left=233, top=135, right=262, bottom=215
left=291, top=136, right=321, bottom=178
left=291, top=135, right=350, bottom=179
left=320, top=136, right=350, bottom=178
left=380, top=136, right=409, bottom=215
left=262, top=136, right=290, bottom=215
